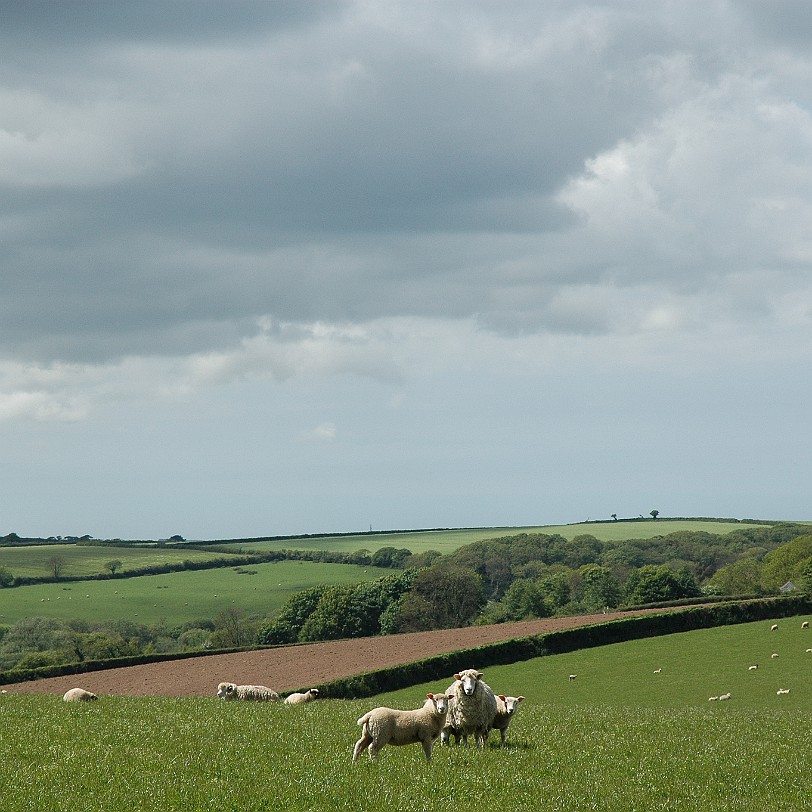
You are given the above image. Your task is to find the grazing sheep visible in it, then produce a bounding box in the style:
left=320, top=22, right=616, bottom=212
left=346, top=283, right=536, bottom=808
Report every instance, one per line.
left=441, top=669, right=497, bottom=748
left=777, top=688, right=791, bottom=695
left=708, top=696, right=719, bottom=701
left=803, top=622, right=809, bottom=629
left=569, top=674, right=577, bottom=681
left=63, top=688, right=98, bottom=702
left=806, top=649, right=812, bottom=654
left=284, top=688, right=320, bottom=705
left=216, top=682, right=279, bottom=702
left=771, top=624, right=778, bottom=631
left=653, top=668, right=662, bottom=674
left=748, top=665, right=759, bottom=671
left=718, top=692, right=731, bottom=701
left=771, top=653, right=779, bottom=659
left=490, top=695, right=525, bottom=745
left=352, top=693, right=451, bottom=763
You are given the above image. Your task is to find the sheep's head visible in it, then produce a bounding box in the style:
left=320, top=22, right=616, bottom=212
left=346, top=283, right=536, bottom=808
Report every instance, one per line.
left=454, top=669, right=483, bottom=696
left=427, top=693, right=453, bottom=715
left=217, top=682, right=237, bottom=699
left=499, top=695, right=525, bottom=715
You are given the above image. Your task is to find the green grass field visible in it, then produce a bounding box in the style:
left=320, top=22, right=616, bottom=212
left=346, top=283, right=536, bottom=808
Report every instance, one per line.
left=230, top=519, right=769, bottom=555
left=0, top=543, right=243, bottom=579
left=3, top=616, right=812, bottom=811
left=0, top=561, right=393, bottom=627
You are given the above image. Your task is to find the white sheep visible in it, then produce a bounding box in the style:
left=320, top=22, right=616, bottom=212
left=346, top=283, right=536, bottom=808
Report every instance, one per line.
left=771, top=653, right=779, bottom=659
left=803, top=621, right=809, bottom=629
left=771, top=624, right=778, bottom=631
left=217, top=682, right=280, bottom=701
left=776, top=688, right=791, bottom=695
left=748, top=665, right=758, bottom=671
left=284, top=688, right=320, bottom=705
left=718, top=692, right=731, bottom=701
left=489, top=695, right=525, bottom=745
left=441, top=668, right=497, bottom=748
left=569, top=674, right=577, bottom=681
left=708, top=696, right=719, bottom=701
left=653, top=668, right=662, bottom=674
left=352, top=693, right=451, bottom=762
left=63, top=688, right=98, bottom=702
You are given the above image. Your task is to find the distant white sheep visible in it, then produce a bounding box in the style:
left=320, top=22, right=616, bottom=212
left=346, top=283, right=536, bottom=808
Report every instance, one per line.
left=776, top=688, right=791, bottom=695
left=718, top=692, right=731, bottom=701
left=352, top=693, right=451, bottom=762
left=63, top=688, right=98, bottom=702
left=569, top=674, right=577, bottom=681
left=748, top=665, right=758, bottom=671
left=803, top=621, right=809, bottom=629
left=441, top=669, right=497, bottom=748
left=708, top=696, right=719, bottom=701
left=771, top=653, right=779, bottom=659
left=771, top=624, right=778, bottom=631
left=217, top=682, right=279, bottom=701
left=284, top=688, right=320, bottom=705
left=653, top=668, right=662, bottom=674
left=490, top=695, right=525, bottom=745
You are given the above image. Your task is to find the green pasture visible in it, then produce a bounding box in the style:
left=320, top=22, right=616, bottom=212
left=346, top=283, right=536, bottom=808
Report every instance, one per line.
left=0, top=561, right=392, bottom=627
left=230, top=519, right=768, bottom=556
left=0, top=543, right=243, bottom=580
left=378, top=615, right=812, bottom=711
left=4, top=617, right=812, bottom=812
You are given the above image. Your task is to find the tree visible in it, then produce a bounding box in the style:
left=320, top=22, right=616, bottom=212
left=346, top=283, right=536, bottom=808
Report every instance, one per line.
left=650, top=510, right=660, bottom=520
left=761, top=535, right=812, bottom=592
left=46, top=554, right=67, bottom=580
left=211, top=608, right=251, bottom=648
left=105, top=560, right=123, bottom=575
left=624, top=565, right=700, bottom=605
left=0, top=566, right=13, bottom=587
left=577, top=564, right=622, bottom=611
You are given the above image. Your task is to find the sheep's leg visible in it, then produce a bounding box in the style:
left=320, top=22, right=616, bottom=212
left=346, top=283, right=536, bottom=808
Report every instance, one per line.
left=352, top=730, right=373, bottom=762
left=421, top=737, right=434, bottom=762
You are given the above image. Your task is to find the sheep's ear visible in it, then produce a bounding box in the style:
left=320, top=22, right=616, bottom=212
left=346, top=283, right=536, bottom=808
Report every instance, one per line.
left=446, top=694, right=454, bottom=700
left=453, top=673, right=461, bottom=680
left=476, top=672, right=483, bottom=680
left=427, top=693, right=434, bottom=700
left=499, top=695, right=506, bottom=701
left=517, top=696, right=525, bottom=702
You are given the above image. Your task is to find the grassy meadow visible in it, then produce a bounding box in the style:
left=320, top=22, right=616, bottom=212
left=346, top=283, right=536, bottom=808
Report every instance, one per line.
left=228, top=519, right=768, bottom=555
left=0, top=561, right=393, bottom=627
left=3, top=616, right=812, bottom=812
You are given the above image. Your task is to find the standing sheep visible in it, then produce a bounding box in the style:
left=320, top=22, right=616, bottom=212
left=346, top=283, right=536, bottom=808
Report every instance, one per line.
left=217, top=682, right=280, bottom=701
left=284, top=688, right=320, bottom=705
left=489, top=695, right=525, bottom=745
left=63, top=688, right=98, bottom=702
left=353, top=693, right=451, bottom=763
left=441, top=668, right=497, bottom=748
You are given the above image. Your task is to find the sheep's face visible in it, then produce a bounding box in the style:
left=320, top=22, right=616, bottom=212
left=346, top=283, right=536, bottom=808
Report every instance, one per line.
left=427, top=693, right=452, bottom=715
left=499, top=695, right=525, bottom=715
left=217, top=682, right=237, bottom=699
left=455, top=670, right=482, bottom=696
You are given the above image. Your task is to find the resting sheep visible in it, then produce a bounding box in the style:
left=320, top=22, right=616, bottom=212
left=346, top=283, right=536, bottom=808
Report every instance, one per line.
left=353, top=693, right=451, bottom=762
left=284, top=688, right=319, bottom=705
left=771, top=624, right=779, bottom=631
left=63, top=688, right=97, bottom=702
left=217, top=682, right=279, bottom=701
left=441, top=668, right=497, bottom=748
left=718, top=692, right=731, bottom=701
left=777, top=688, right=791, bottom=695
left=803, top=621, right=809, bottom=629
left=490, top=695, right=524, bottom=745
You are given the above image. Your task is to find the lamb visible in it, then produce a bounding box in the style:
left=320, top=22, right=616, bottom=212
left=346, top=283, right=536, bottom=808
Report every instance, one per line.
left=771, top=624, right=779, bottom=631
left=217, top=682, right=279, bottom=702
left=489, top=695, right=525, bottom=745
left=776, top=688, right=791, bottom=695
left=352, top=693, right=451, bottom=763
left=441, top=668, right=497, bottom=748
left=718, top=692, right=731, bottom=701
left=63, top=688, right=98, bottom=702
left=569, top=674, right=577, bottom=681
left=284, top=688, right=320, bottom=705
left=803, top=621, right=809, bottom=629
left=748, top=665, right=759, bottom=671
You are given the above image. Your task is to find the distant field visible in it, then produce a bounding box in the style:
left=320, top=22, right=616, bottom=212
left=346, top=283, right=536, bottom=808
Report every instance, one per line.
left=0, top=561, right=393, bottom=627
left=230, top=519, right=772, bottom=555
left=0, top=544, right=242, bottom=579
left=377, top=616, right=812, bottom=711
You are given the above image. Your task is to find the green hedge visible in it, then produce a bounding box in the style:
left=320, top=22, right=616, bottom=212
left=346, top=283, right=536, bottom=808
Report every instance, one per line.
left=311, top=596, right=812, bottom=699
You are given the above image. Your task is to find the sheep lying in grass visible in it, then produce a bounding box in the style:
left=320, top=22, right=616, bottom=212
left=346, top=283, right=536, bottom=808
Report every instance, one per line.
left=490, top=695, right=524, bottom=745
left=63, top=688, right=97, bottom=702
left=777, top=688, right=791, bottom=695
left=718, top=692, right=731, bottom=701
left=284, top=688, right=319, bottom=705
left=353, top=693, right=451, bottom=763
left=441, top=669, right=497, bottom=748
left=217, top=682, right=279, bottom=701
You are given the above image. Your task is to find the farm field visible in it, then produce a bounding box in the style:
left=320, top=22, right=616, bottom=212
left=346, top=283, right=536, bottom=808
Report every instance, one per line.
left=0, top=543, right=244, bottom=579
left=3, top=616, right=812, bottom=812
left=227, top=518, right=769, bottom=555
left=0, top=561, right=393, bottom=627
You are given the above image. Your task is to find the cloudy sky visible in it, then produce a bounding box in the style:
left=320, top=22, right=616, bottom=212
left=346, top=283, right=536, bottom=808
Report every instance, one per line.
left=2, top=1, right=811, bottom=540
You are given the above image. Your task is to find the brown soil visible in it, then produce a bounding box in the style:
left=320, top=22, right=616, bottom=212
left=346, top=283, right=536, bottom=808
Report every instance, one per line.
left=2, top=610, right=666, bottom=698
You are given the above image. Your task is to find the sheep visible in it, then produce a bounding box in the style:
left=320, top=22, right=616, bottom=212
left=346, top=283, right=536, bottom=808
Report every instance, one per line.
left=803, top=621, right=809, bottom=629
left=568, top=674, right=577, bottom=681
left=718, top=692, right=731, bottom=701
left=748, top=665, right=759, bottom=671
left=806, top=649, right=812, bottom=654
left=441, top=668, right=497, bottom=748
left=352, top=693, right=451, bottom=762
left=771, top=624, right=778, bottom=631
left=489, top=695, right=525, bottom=745
left=771, top=653, right=779, bottom=659
left=653, top=668, right=662, bottom=674
left=216, top=682, right=280, bottom=702
left=63, top=688, right=98, bottom=702
left=708, top=696, right=719, bottom=701
left=284, top=688, right=319, bottom=705
left=777, top=688, right=791, bottom=695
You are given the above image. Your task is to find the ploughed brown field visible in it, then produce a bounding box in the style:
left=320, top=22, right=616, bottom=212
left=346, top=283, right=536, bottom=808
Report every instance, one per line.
left=3, top=610, right=668, bottom=698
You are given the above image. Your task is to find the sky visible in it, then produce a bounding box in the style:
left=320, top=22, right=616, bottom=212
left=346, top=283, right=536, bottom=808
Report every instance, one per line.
left=2, top=1, right=811, bottom=541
